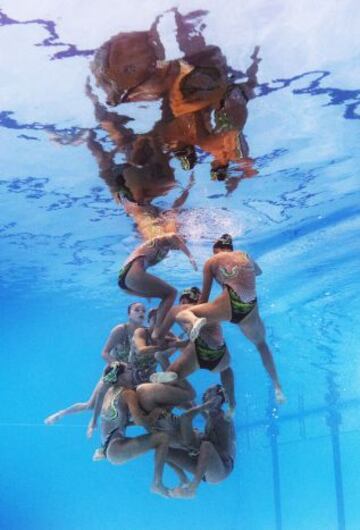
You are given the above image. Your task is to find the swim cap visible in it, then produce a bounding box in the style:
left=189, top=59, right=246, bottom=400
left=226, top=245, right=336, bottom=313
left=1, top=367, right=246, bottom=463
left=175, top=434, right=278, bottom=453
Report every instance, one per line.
left=174, top=145, right=197, bottom=170
left=210, top=164, right=228, bottom=181
left=179, top=286, right=201, bottom=303
left=213, top=233, right=233, bottom=251
left=102, top=361, right=126, bottom=384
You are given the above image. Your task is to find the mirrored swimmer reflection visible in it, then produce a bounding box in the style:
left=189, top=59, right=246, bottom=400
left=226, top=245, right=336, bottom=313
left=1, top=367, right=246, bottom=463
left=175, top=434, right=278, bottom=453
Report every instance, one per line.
left=90, top=8, right=259, bottom=198
left=85, top=81, right=194, bottom=241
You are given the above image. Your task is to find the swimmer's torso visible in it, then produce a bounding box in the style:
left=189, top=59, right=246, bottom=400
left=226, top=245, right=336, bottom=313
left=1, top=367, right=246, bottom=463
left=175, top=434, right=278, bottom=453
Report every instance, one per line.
left=124, top=235, right=172, bottom=270
left=210, top=250, right=257, bottom=302
left=205, top=411, right=236, bottom=461
left=107, top=324, right=132, bottom=362
left=129, top=328, right=157, bottom=381
left=101, top=386, right=129, bottom=437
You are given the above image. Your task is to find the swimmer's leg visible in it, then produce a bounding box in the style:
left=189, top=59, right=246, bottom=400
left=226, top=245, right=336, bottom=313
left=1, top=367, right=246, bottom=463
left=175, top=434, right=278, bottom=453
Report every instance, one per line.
left=125, top=260, right=177, bottom=339
left=176, top=291, right=231, bottom=340
left=136, top=378, right=196, bottom=412
left=166, top=461, right=190, bottom=487
left=107, top=432, right=170, bottom=497
left=166, top=342, right=198, bottom=378
left=44, top=379, right=102, bottom=425
left=239, top=306, right=286, bottom=404
left=170, top=441, right=227, bottom=498
left=87, top=379, right=112, bottom=437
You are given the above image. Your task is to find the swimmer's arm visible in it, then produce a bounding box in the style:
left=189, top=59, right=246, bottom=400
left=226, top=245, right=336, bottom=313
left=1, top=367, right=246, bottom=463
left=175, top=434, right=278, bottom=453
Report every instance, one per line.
left=101, top=325, right=126, bottom=363
left=155, top=338, right=187, bottom=370
left=165, top=331, right=190, bottom=351
left=133, top=328, right=169, bottom=356
left=123, top=389, right=162, bottom=429
left=245, top=46, right=261, bottom=90
left=253, top=260, right=262, bottom=276
left=179, top=403, right=212, bottom=447
left=169, top=234, right=197, bottom=271
left=246, top=253, right=262, bottom=276
left=171, top=172, right=195, bottom=209
left=199, top=260, right=213, bottom=303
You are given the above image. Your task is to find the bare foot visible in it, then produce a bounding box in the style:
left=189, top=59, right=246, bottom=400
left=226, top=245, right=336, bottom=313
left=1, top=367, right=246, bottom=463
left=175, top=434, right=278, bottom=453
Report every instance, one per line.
left=149, top=371, right=178, bottom=384
left=92, top=448, right=106, bottom=461
left=170, top=486, right=196, bottom=499
left=189, top=318, right=207, bottom=342
left=151, top=483, right=170, bottom=498
left=44, top=413, right=62, bottom=425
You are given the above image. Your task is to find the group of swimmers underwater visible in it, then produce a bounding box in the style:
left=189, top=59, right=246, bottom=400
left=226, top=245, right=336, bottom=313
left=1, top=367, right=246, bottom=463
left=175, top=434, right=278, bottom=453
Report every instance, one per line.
left=45, top=232, right=285, bottom=498
left=45, top=9, right=285, bottom=499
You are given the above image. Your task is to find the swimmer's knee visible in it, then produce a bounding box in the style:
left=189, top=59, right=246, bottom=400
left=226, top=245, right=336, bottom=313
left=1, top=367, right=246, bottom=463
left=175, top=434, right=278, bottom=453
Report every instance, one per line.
left=136, top=384, right=150, bottom=401
left=168, top=287, right=177, bottom=300
left=106, top=443, right=126, bottom=465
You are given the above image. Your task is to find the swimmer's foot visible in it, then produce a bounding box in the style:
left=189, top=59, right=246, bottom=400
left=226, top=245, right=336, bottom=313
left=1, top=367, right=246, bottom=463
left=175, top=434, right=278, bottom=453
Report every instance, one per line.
left=170, top=486, right=196, bottom=499
left=275, top=387, right=287, bottom=405
left=150, top=371, right=178, bottom=384
left=44, top=412, right=62, bottom=425
left=92, top=448, right=106, bottom=461
left=151, top=483, right=170, bottom=498
left=189, top=318, right=207, bottom=342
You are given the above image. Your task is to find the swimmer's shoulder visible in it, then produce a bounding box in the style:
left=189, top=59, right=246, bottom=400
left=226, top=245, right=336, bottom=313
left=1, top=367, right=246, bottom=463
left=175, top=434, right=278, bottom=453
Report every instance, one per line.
left=109, top=323, right=128, bottom=337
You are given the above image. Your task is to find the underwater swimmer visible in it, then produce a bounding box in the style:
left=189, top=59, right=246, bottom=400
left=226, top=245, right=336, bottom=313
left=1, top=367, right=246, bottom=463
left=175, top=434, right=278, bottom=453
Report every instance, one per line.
left=175, top=234, right=286, bottom=404
left=95, top=377, right=171, bottom=498
left=168, top=384, right=236, bottom=498
left=150, top=287, right=236, bottom=415
left=44, top=302, right=146, bottom=429
left=118, top=233, right=197, bottom=340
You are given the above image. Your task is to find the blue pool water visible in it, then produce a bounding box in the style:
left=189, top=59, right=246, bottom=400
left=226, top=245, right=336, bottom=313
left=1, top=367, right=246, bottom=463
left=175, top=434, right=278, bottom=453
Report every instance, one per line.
left=1, top=1, right=360, bottom=529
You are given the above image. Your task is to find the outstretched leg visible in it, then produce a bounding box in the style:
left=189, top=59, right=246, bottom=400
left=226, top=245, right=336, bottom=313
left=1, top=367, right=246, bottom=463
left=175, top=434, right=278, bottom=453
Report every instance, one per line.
left=239, top=307, right=285, bottom=403
left=44, top=379, right=102, bottom=425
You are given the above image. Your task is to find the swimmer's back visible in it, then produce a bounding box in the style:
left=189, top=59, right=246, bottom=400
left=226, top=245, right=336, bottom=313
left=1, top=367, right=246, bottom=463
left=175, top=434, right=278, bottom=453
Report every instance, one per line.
left=210, top=250, right=260, bottom=303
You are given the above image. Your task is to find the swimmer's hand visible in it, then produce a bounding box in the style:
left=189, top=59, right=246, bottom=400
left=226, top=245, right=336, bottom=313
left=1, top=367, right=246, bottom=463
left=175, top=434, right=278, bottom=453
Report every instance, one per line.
left=189, top=256, right=198, bottom=271
left=167, top=338, right=189, bottom=350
